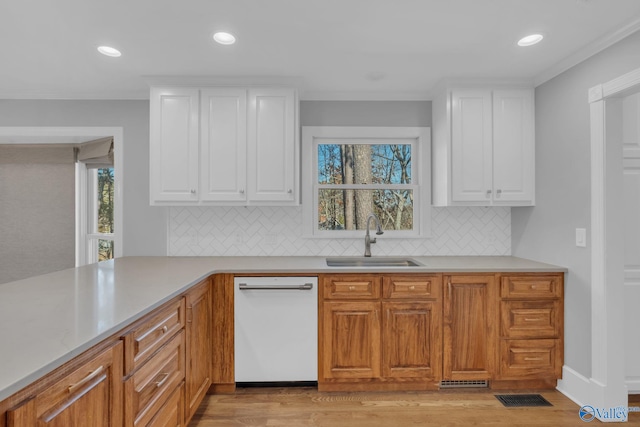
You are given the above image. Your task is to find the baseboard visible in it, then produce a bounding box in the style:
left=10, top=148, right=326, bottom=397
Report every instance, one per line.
left=556, top=365, right=591, bottom=408
left=626, top=377, right=640, bottom=393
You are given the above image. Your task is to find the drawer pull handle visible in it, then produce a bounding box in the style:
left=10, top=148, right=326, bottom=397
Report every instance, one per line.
left=531, top=285, right=537, bottom=289
left=349, top=286, right=356, bottom=291
left=524, top=318, right=540, bottom=322
left=524, top=357, right=543, bottom=361
left=409, top=285, right=416, bottom=291
left=155, top=372, right=170, bottom=388
left=161, top=325, right=168, bottom=334
left=68, top=365, right=105, bottom=394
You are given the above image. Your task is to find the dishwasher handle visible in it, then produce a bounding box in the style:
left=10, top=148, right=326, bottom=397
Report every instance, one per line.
left=238, top=283, right=314, bottom=291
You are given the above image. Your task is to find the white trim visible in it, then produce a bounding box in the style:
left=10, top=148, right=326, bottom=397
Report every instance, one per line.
left=557, top=365, right=592, bottom=409
left=627, top=377, right=640, bottom=393
left=301, top=126, right=431, bottom=239
left=0, top=126, right=124, bottom=261
left=534, top=17, right=640, bottom=87
left=586, top=68, right=640, bottom=420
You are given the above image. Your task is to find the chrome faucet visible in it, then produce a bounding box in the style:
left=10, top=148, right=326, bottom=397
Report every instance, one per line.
left=364, top=213, right=384, bottom=257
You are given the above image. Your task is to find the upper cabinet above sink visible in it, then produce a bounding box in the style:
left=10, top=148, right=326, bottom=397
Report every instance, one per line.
left=432, top=84, right=535, bottom=207
left=149, top=86, right=298, bottom=206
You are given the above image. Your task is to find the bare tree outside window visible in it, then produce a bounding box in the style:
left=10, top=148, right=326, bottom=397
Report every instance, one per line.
left=317, top=143, right=413, bottom=231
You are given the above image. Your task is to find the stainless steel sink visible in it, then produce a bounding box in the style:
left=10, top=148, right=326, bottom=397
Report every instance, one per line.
left=326, top=257, right=423, bottom=267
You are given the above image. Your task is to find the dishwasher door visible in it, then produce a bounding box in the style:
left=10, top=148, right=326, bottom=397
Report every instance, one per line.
left=234, top=276, right=318, bottom=383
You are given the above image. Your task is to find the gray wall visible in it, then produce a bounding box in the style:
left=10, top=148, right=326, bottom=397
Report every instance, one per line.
left=511, top=30, right=640, bottom=378
left=301, top=100, right=431, bottom=127
left=0, top=100, right=166, bottom=257
left=0, top=145, right=75, bottom=283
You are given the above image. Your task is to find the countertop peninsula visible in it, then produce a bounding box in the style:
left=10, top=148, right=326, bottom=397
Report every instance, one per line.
left=0, top=255, right=566, bottom=401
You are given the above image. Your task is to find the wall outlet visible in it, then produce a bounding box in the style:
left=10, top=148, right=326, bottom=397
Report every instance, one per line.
left=576, top=228, right=587, bottom=247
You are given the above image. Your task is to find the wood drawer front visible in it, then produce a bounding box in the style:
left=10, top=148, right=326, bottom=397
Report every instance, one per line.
left=136, top=382, right=185, bottom=427
left=501, top=300, right=560, bottom=339
left=499, top=339, right=560, bottom=379
left=323, top=275, right=381, bottom=299
left=382, top=275, right=441, bottom=300
left=123, top=298, right=185, bottom=374
left=500, top=275, right=563, bottom=299
left=125, top=330, right=185, bottom=427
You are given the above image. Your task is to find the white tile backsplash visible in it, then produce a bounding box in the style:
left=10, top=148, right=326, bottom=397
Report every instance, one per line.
left=168, top=206, right=510, bottom=256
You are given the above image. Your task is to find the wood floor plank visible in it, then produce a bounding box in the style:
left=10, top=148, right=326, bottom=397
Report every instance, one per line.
left=188, top=387, right=640, bottom=426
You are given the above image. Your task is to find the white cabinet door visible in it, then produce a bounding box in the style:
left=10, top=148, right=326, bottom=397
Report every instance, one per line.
left=492, top=89, right=535, bottom=204
left=200, top=88, right=247, bottom=202
left=247, top=89, right=296, bottom=203
left=150, top=87, right=199, bottom=203
left=451, top=89, right=493, bottom=203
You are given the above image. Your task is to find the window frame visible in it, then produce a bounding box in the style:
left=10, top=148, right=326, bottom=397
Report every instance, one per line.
left=76, top=163, right=116, bottom=265
left=302, top=126, right=431, bottom=238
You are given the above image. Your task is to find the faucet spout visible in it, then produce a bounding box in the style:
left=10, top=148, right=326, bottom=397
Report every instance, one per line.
left=364, top=213, right=383, bottom=257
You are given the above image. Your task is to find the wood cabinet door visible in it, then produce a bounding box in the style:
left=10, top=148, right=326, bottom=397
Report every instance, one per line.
left=149, top=87, right=200, bottom=203
left=443, top=275, right=497, bottom=380
left=321, top=301, right=381, bottom=380
left=185, top=280, right=212, bottom=423
left=247, top=88, right=297, bottom=203
left=7, top=342, right=123, bottom=427
left=492, top=89, right=535, bottom=205
left=199, top=88, right=247, bottom=202
left=451, top=89, right=493, bottom=203
left=382, top=301, right=442, bottom=380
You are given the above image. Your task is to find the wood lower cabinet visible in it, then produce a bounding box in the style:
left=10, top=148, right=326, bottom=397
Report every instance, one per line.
left=319, top=274, right=442, bottom=391
left=496, top=274, right=564, bottom=384
left=442, top=274, right=498, bottom=381
left=382, top=301, right=441, bottom=379
left=6, top=342, right=123, bottom=427
left=184, top=279, right=212, bottom=423
left=322, top=301, right=381, bottom=380
left=320, top=272, right=563, bottom=392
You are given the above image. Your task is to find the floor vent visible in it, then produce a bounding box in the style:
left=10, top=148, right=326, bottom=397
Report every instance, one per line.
left=439, top=380, right=489, bottom=389
left=495, top=394, right=553, bottom=407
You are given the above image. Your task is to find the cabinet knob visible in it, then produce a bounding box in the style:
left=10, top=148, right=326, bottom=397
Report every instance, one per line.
left=409, top=285, right=415, bottom=291
left=287, top=189, right=293, bottom=194
left=239, top=189, right=245, bottom=194
left=496, top=189, right=502, bottom=197
left=349, top=286, right=355, bottom=291
left=486, top=189, right=492, bottom=197
left=190, top=189, right=196, bottom=194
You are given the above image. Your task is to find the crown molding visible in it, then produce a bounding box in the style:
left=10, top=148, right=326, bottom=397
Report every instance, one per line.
left=533, top=16, right=640, bottom=87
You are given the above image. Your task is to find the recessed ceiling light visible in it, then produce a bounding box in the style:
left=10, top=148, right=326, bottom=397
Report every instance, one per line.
left=97, top=46, right=122, bottom=57
left=517, top=34, right=544, bottom=47
left=213, top=32, right=236, bottom=45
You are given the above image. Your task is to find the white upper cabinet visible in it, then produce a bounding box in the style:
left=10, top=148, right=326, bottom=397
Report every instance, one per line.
left=247, top=89, right=296, bottom=203
left=150, top=86, right=298, bottom=206
left=200, top=88, right=247, bottom=202
left=149, top=87, right=199, bottom=203
left=432, top=84, right=535, bottom=206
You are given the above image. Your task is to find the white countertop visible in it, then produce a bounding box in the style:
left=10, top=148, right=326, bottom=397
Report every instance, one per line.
left=0, top=255, right=565, bottom=401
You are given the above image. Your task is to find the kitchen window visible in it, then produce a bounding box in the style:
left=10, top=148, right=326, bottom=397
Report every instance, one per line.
left=302, top=126, right=431, bottom=238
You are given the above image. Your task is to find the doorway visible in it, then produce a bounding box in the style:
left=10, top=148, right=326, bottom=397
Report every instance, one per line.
left=588, top=66, right=640, bottom=419
left=0, top=127, right=123, bottom=273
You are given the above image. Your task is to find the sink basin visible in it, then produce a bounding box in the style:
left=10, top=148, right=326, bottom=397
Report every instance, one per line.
left=326, top=257, right=423, bottom=267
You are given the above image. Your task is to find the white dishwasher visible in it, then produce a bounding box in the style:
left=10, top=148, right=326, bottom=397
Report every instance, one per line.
left=234, top=276, right=318, bottom=384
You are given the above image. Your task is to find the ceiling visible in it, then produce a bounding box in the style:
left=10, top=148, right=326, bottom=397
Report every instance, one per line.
left=2, top=0, right=640, bottom=100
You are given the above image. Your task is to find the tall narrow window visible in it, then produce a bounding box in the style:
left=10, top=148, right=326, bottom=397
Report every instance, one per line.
left=76, top=137, right=115, bottom=265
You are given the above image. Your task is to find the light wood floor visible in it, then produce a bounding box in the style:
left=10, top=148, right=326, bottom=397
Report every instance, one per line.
left=189, top=387, right=640, bottom=426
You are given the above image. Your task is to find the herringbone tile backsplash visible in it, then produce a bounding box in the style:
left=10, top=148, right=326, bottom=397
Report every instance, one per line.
left=168, top=206, right=510, bottom=256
